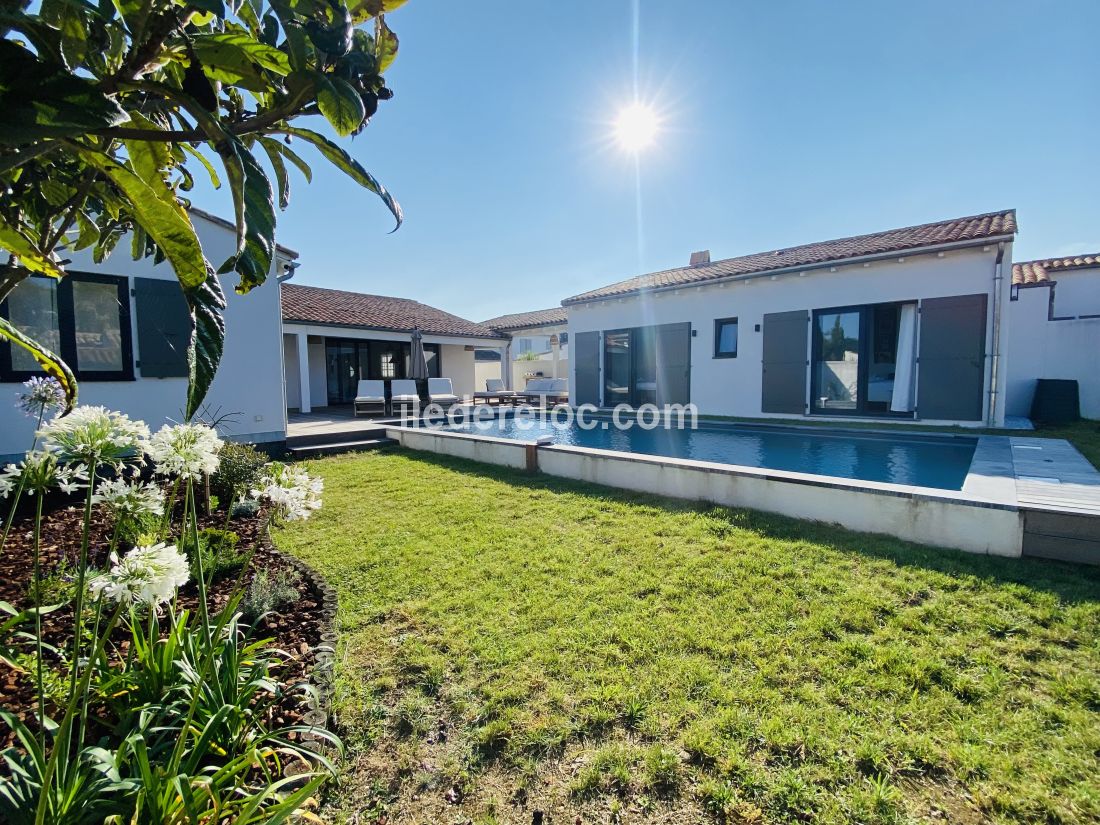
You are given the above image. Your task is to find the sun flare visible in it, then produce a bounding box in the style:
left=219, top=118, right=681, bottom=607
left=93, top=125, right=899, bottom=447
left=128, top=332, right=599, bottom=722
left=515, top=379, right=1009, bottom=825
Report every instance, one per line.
left=613, top=102, right=659, bottom=152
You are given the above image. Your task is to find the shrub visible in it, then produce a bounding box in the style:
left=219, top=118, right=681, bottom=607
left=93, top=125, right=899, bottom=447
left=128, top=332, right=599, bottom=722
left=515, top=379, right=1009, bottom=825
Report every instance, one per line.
left=210, top=443, right=269, bottom=508
left=230, top=499, right=262, bottom=519
left=242, top=568, right=302, bottom=622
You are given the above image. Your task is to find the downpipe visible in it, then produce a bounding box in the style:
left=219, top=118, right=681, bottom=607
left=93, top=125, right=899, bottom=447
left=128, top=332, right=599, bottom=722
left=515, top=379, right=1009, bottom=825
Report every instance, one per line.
left=987, top=242, right=1005, bottom=427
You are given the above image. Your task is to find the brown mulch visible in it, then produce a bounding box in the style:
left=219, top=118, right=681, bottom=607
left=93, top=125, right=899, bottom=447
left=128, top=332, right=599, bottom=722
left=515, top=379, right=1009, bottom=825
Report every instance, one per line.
left=0, top=503, right=326, bottom=750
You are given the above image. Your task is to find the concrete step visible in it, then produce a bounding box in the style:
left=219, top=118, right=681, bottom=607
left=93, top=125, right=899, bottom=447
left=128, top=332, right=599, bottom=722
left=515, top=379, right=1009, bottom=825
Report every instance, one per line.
left=1022, top=509, right=1100, bottom=565
left=287, top=437, right=398, bottom=459
left=286, top=427, right=390, bottom=448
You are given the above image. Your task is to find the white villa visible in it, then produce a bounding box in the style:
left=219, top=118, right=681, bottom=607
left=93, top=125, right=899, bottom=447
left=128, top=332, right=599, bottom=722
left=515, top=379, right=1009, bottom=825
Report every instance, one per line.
left=0, top=206, right=1097, bottom=462
left=564, top=209, right=1099, bottom=426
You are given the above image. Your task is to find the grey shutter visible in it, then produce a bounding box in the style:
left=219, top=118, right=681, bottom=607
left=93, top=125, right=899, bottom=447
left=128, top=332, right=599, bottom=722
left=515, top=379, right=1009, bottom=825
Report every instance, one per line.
left=134, top=278, right=190, bottom=377
left=574, top=331, right=600, bottom=406
left=762, top=310, right=808, bottom=413
left=917, top=294, right=987, bottom=421
left=655, top=322, right=691, bottom=406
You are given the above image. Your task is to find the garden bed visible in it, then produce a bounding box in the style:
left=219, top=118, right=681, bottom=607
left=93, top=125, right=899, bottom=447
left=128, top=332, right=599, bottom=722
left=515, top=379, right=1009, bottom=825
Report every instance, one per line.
left=0, top=502, right=329, bottom=750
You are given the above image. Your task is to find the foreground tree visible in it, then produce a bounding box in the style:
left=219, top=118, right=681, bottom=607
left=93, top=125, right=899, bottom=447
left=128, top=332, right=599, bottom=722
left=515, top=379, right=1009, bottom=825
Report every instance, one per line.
left=0, top=0, right=406, bottom=416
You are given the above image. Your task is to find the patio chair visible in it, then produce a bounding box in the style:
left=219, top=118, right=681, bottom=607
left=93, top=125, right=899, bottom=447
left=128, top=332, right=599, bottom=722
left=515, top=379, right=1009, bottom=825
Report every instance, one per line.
left=389, top=379, right=420, bottom=417
left=473, top=377, right=518, bottom=406
left=353, top=380, right=386, bottom=417
left=427, top=377, right=461, bottom=410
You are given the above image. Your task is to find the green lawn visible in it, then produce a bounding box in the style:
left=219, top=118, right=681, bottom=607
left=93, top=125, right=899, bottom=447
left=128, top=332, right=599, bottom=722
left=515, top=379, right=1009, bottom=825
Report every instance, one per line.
left=275, top=450, right=1100, bottom=825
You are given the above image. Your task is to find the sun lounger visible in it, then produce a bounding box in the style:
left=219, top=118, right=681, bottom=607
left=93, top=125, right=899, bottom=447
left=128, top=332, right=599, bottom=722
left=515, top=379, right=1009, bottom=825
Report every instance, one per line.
left=389, top=379, right=420, bottom=416
left=353, top=380, right=386, bottom=417
left=427, top=377, right=461, bottom=410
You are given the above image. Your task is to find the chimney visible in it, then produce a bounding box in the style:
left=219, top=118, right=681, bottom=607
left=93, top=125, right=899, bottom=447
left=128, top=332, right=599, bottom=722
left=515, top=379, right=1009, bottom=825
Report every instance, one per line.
left=689, top=250, right=710, bottom=267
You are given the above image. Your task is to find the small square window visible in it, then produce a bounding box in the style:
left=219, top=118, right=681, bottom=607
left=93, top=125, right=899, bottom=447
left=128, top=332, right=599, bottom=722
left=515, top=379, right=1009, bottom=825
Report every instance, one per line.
left=714, top=317, right=738, bottom=358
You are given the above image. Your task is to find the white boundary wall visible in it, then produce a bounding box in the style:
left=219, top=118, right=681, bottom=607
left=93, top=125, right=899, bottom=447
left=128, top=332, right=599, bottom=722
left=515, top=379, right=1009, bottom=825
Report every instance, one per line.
left=387, top=427, right=1023, bottom=557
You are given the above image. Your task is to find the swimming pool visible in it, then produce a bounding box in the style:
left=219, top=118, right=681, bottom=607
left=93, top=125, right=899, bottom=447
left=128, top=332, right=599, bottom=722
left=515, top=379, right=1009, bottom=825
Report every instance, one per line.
left=444, top=418, right=977, bottom=491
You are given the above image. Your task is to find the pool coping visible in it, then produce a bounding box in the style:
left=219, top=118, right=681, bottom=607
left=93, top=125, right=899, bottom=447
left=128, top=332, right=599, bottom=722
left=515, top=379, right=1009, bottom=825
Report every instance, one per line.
left=386, top=422, right=1020, bottom=512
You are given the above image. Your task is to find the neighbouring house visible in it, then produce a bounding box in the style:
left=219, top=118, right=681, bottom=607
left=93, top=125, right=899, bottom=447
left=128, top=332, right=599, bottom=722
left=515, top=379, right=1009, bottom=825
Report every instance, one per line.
left=564, top=209, right=1020, bottom=426
left=280, top=283, right=506, bottom=412
left=1006, top=255, right=1100, bottom=418
left=0, top=208, right=291, bottom=463
left=481, top=307, right=569, bottom=390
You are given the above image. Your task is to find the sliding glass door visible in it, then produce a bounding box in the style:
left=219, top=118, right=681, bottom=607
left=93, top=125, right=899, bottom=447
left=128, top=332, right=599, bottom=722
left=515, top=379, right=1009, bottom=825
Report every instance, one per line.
left=325, top=338, right=441, bottom=405
left=811, top=302, right=914, bottom=417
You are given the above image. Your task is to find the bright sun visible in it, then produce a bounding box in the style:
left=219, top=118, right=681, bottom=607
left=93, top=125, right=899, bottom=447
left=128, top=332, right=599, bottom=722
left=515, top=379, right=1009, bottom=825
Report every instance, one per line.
left=613, top=102, right=659, bottom=152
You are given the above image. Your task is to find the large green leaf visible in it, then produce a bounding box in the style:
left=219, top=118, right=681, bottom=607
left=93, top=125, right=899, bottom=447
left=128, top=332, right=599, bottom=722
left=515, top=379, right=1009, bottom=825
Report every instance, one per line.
left=257, top=136, right=290, bottom=209
left=215, top=137, right=276, bottom=294
left=0, top=316, right=77, bottom=412
left=314, top=72, right=366, bottom=136
left=77, top=150, right=209, bottom=289
left=121, top=113, right=173, bottom=188
left=280, top=126, right=402, bottom=229
left=184, top=272, right=226, bottom=421
left=190, top=31, right=291, bottom=77
left=0, top=41, right=127, bottom=144
left=0, top=217, right=67, bottom=279
left=374, top=14, right=398, bottom=72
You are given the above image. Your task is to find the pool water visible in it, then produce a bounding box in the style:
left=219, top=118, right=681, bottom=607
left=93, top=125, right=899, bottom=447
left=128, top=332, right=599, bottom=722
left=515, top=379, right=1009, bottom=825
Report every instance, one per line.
left=445, top=418, right=977, bottom=491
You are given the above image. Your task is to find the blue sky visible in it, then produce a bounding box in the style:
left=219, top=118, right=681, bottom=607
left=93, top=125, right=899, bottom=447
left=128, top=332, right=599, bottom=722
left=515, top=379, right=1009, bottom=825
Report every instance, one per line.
left=189, top=0, right=1099, bottom=322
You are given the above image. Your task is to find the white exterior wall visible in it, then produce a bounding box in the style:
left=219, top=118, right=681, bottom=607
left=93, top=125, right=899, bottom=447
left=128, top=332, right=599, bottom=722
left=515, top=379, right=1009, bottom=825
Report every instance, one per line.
left=439, top=344, right=476, bottom=399
left=568, top=245, right=1012, bottom=426
left=1, top=213, right=288, bottom=461
left=283, top=333, right=301, bottom=410
left=1006, top=283, right=1100, bottom=419
left=474, top=360, right=503, bottom=392
left=1051, top=267, right=1100, bottom=318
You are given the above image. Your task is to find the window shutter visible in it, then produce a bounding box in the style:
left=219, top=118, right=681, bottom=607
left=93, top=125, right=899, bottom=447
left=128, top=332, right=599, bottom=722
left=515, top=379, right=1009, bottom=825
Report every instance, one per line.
left=134, top=278, right=190, bottom=378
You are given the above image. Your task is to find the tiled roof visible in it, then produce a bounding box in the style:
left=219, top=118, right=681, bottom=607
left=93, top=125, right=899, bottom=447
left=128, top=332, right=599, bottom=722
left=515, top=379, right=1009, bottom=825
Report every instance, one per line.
left=482, top=307, right=568, bottom=332
left=281, top=283, right=504, bottom=339
left=1012, top=254, right=1100, bottom=286
left=564, top=209, right=1017, bottom=305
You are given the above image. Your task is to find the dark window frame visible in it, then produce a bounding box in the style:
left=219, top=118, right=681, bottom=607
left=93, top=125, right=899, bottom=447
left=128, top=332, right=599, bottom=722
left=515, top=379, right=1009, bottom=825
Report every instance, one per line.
left=713, top=317, right=739, bottom=358
left=0, top=271, right=134, bottom=383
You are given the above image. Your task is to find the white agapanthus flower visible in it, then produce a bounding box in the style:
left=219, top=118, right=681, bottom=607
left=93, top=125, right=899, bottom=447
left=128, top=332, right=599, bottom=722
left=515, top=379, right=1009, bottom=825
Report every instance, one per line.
left=38, top=406, right=149, bottom=467
left=19, top=376, right=67, bottom=420
left=252, top=463, right=323, bottom=521
left=0, top=451, right=88, bottom=496
left=87, top=543, right=189, bottom=606
left=92, top=477, right=165, bottom=519
left=144, top=423, right=223, bottom=480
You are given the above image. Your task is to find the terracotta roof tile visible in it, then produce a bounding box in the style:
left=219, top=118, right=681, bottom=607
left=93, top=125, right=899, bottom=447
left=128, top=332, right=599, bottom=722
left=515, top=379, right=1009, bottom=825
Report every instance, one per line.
left=564, top=209, right=1017, bottom=305
left=1012, top=254, right=1100, bottom=286
left=481, top=307, right=568, bottom=332
left=281, top=283, right=503, bottom=339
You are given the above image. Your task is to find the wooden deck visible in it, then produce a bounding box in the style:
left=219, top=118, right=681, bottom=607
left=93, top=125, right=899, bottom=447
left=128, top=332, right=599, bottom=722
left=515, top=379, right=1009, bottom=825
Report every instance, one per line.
left=1010, top=436, right=1100, bottom=516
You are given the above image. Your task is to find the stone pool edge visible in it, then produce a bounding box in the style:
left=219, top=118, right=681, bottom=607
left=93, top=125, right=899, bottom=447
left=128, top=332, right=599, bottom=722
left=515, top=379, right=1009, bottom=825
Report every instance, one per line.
left=386, top=425, right=1025, bottom=558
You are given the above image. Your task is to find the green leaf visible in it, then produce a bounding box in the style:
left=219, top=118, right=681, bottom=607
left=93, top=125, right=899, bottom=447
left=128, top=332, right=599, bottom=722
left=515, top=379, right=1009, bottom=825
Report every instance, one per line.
left=347, top=0, right=407, bottom=24
left=0, top=217, right=66, bottom=279
left=184, top=272, right=226, bottom=421
left=121, top=113, right=173, bottom=188
left=190, top=30, right=291, bottom=77
left=181, top=143, right=222, bottom=189
left=374, top=14, right=398, bottom=72
left=77, top=150, right=209, bottom=289
left=257, top=136, right=290, bottom=209
left=314, top=72, right=366, bottom=136
left=215, top=137, right=276, bottom=294
left=280, top=126, right=402, bottom=230
left=0, top=316, right=77, bottom=412
left=0, top=41, right=126, bottom=144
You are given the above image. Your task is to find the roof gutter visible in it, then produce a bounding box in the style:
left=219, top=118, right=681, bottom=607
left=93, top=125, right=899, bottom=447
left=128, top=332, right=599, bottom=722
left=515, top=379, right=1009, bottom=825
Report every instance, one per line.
left=563, top=234, right=1018, bottom=306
